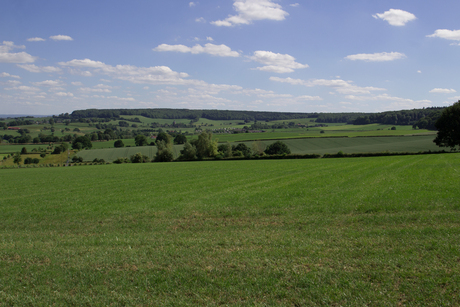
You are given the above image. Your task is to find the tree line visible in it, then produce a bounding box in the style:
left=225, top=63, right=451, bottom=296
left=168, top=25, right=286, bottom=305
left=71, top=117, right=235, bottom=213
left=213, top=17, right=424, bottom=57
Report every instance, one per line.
left=54, top=106, right=447, bottom=129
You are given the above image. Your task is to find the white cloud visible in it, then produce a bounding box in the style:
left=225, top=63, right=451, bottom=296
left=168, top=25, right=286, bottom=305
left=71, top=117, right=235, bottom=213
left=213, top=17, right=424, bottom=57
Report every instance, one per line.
left=154, top=43, right=240, bottom=57
left=427, top=29, right=460, bottom=44
left=0, top=41, right=37, bottom=63
left=345, top=94, right=432, bottom=108
left=270, top=77, right=386, bottom=94
left=297, top=95, right=323, bottom=101
left=372, top=9, right=416, bottom=26
left=94, top=83, right=113, bottom=89
left=60, top=58, right=193, bottom=85
left=55, top=92, right=74, bottom=97
left=417, top=70, right=422, bottom=74
left=195, top=17, right=206, bottom=23
left=249, top=50, right=308, bottom=73
left=107, top=96, right=135, bottom=102
left=80, top=87, right=112, bottom=93
left=32, top=80, right=65, bottom=87
left=17, top=64, right=62, bottom=73
left=2, top=80, right=22, bottom=86
left=290, top=3, right=299, bottom=7
left=211, top=0, right=289, bottom=27
left=189, top=2, right=196, bottom=7
left=5, top=85, right=41, bottom=92
left=49, top=35, right=73, bottom=41
left=206, top=37, right=214, bottom=41
left=0, top=53, right=37, bottom=63
left=71, top=81, right=83, bottom=86
left=429, top=88, right=456, bottom=94
left=48, top=87, right=66, bottom=92
left=345, top=52, right=406, bottom=62
left=0, top=72, right=20, bottom=79
left=27, top=37, right=46, bottom=42
left=0, top=41, right=25, bottom=52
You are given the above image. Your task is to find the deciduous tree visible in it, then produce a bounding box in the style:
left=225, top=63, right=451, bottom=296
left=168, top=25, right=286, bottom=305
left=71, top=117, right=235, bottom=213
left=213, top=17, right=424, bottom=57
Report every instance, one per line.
left=264, top=141, right=291, bottom=155
left=153, top=140, right=174, bottom=162
left=134, top=134, right=148, bottom=146
left=114, top=140, right=125, bottom=148
left=72, top=136, right=92, bottom=150
left=434, top=100, right=460, bottom=150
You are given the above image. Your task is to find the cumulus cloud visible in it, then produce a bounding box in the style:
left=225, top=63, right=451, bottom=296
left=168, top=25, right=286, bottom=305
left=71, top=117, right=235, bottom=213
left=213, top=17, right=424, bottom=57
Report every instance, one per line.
left=2, top=80, right=22, bottom=86
left=154, top=43, right=240, bottom=57
left=59, top=58, right=196, bottom=86
left=17, top=64, right=62, bottom=73
left=0, top=41, right=37, bottom=63
left=373, top=9, right=416, bottom=26
left=107, top=96, right=135, bottom=101
left=195, top=17, right=206, bottom=23
left=32, top=80, right=65, bottom=87
left=27, top=37, right=46, bottom=42
left=55, top=92, right=74, bottom=97
left=211, top=0, right=289, bottom=27
left=427, top=29, right=460, bottom=44
left=345, top=52, right=406, bottom=62
left=429, top=88, right=456, bottom=94
left=71, top=81, right=83, bottom=86
left=49, top=35, right=73, bottom=41
left=249, top=51, right=308, bottom=73
left=0, top=72, right=21, bottom=79
left=270, top=77, right=386, bottom=94
left=80, top=87, right=112, bottom=93
left=189, top=2, right=196, bottom=7
left=290, top=3, right=299, bottom=7
left=297, top=95, right=323, bottom=101
left=5, top=85, right=41, bottom=92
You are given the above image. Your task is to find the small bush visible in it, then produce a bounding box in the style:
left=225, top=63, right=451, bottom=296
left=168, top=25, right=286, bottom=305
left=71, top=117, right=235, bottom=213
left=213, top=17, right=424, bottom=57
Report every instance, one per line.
left=113, top=157, right=130, bottom=164
left=72, top=156, right=83, bottom=163
left=130, top=152, right=150, bottom=163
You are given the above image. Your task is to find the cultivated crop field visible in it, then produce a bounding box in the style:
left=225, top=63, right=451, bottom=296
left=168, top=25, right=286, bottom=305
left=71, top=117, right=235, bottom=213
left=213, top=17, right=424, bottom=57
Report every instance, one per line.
left=75, top=135, right=440, bottom=162
left=1, top=154, right=459, bottom=305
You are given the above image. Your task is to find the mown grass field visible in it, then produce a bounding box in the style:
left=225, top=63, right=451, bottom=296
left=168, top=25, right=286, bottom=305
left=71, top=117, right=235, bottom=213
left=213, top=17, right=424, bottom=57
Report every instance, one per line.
left=1, top=154, right=460, bottom=305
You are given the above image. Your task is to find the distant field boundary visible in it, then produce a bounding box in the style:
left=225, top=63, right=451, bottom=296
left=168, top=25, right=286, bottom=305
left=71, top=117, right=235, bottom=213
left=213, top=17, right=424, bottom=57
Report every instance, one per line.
left=2, top=150, right=457, bottom=169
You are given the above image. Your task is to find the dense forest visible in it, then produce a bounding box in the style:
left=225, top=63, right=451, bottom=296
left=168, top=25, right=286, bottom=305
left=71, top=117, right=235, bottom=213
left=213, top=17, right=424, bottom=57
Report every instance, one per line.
left=57, top=109, right=319, bottom=122
left=53, top=107, right=445, bottom=129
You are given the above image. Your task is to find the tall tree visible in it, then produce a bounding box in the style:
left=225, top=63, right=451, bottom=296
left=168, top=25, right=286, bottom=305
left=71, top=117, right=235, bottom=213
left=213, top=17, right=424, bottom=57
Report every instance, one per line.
left=178, top=142, right=197, bottom=161
left=192, top=131, right=217, bottom=159
left=154, top=140, right=174, bottom=162
left=13, top=152, right=22, bottom=165
left=134, top=134, right=148, bottom=146
left=434, top=100, right=460, bottom=150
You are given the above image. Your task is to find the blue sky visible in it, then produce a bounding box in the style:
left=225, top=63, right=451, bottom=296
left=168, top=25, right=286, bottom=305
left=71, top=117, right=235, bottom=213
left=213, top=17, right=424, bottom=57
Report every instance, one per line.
left=1, top=0, right=460, bottom=115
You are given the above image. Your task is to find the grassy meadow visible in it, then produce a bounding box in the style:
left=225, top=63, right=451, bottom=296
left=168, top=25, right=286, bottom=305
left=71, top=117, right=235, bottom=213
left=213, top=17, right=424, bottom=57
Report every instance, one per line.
left=1, top=154, right=460, bottom=305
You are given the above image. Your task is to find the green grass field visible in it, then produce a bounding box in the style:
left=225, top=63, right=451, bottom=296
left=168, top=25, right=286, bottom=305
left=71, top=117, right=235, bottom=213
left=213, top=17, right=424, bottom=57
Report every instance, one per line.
left=1, top=154, right=459, bottom=305
left=75, top=135, right=440, bottom=162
